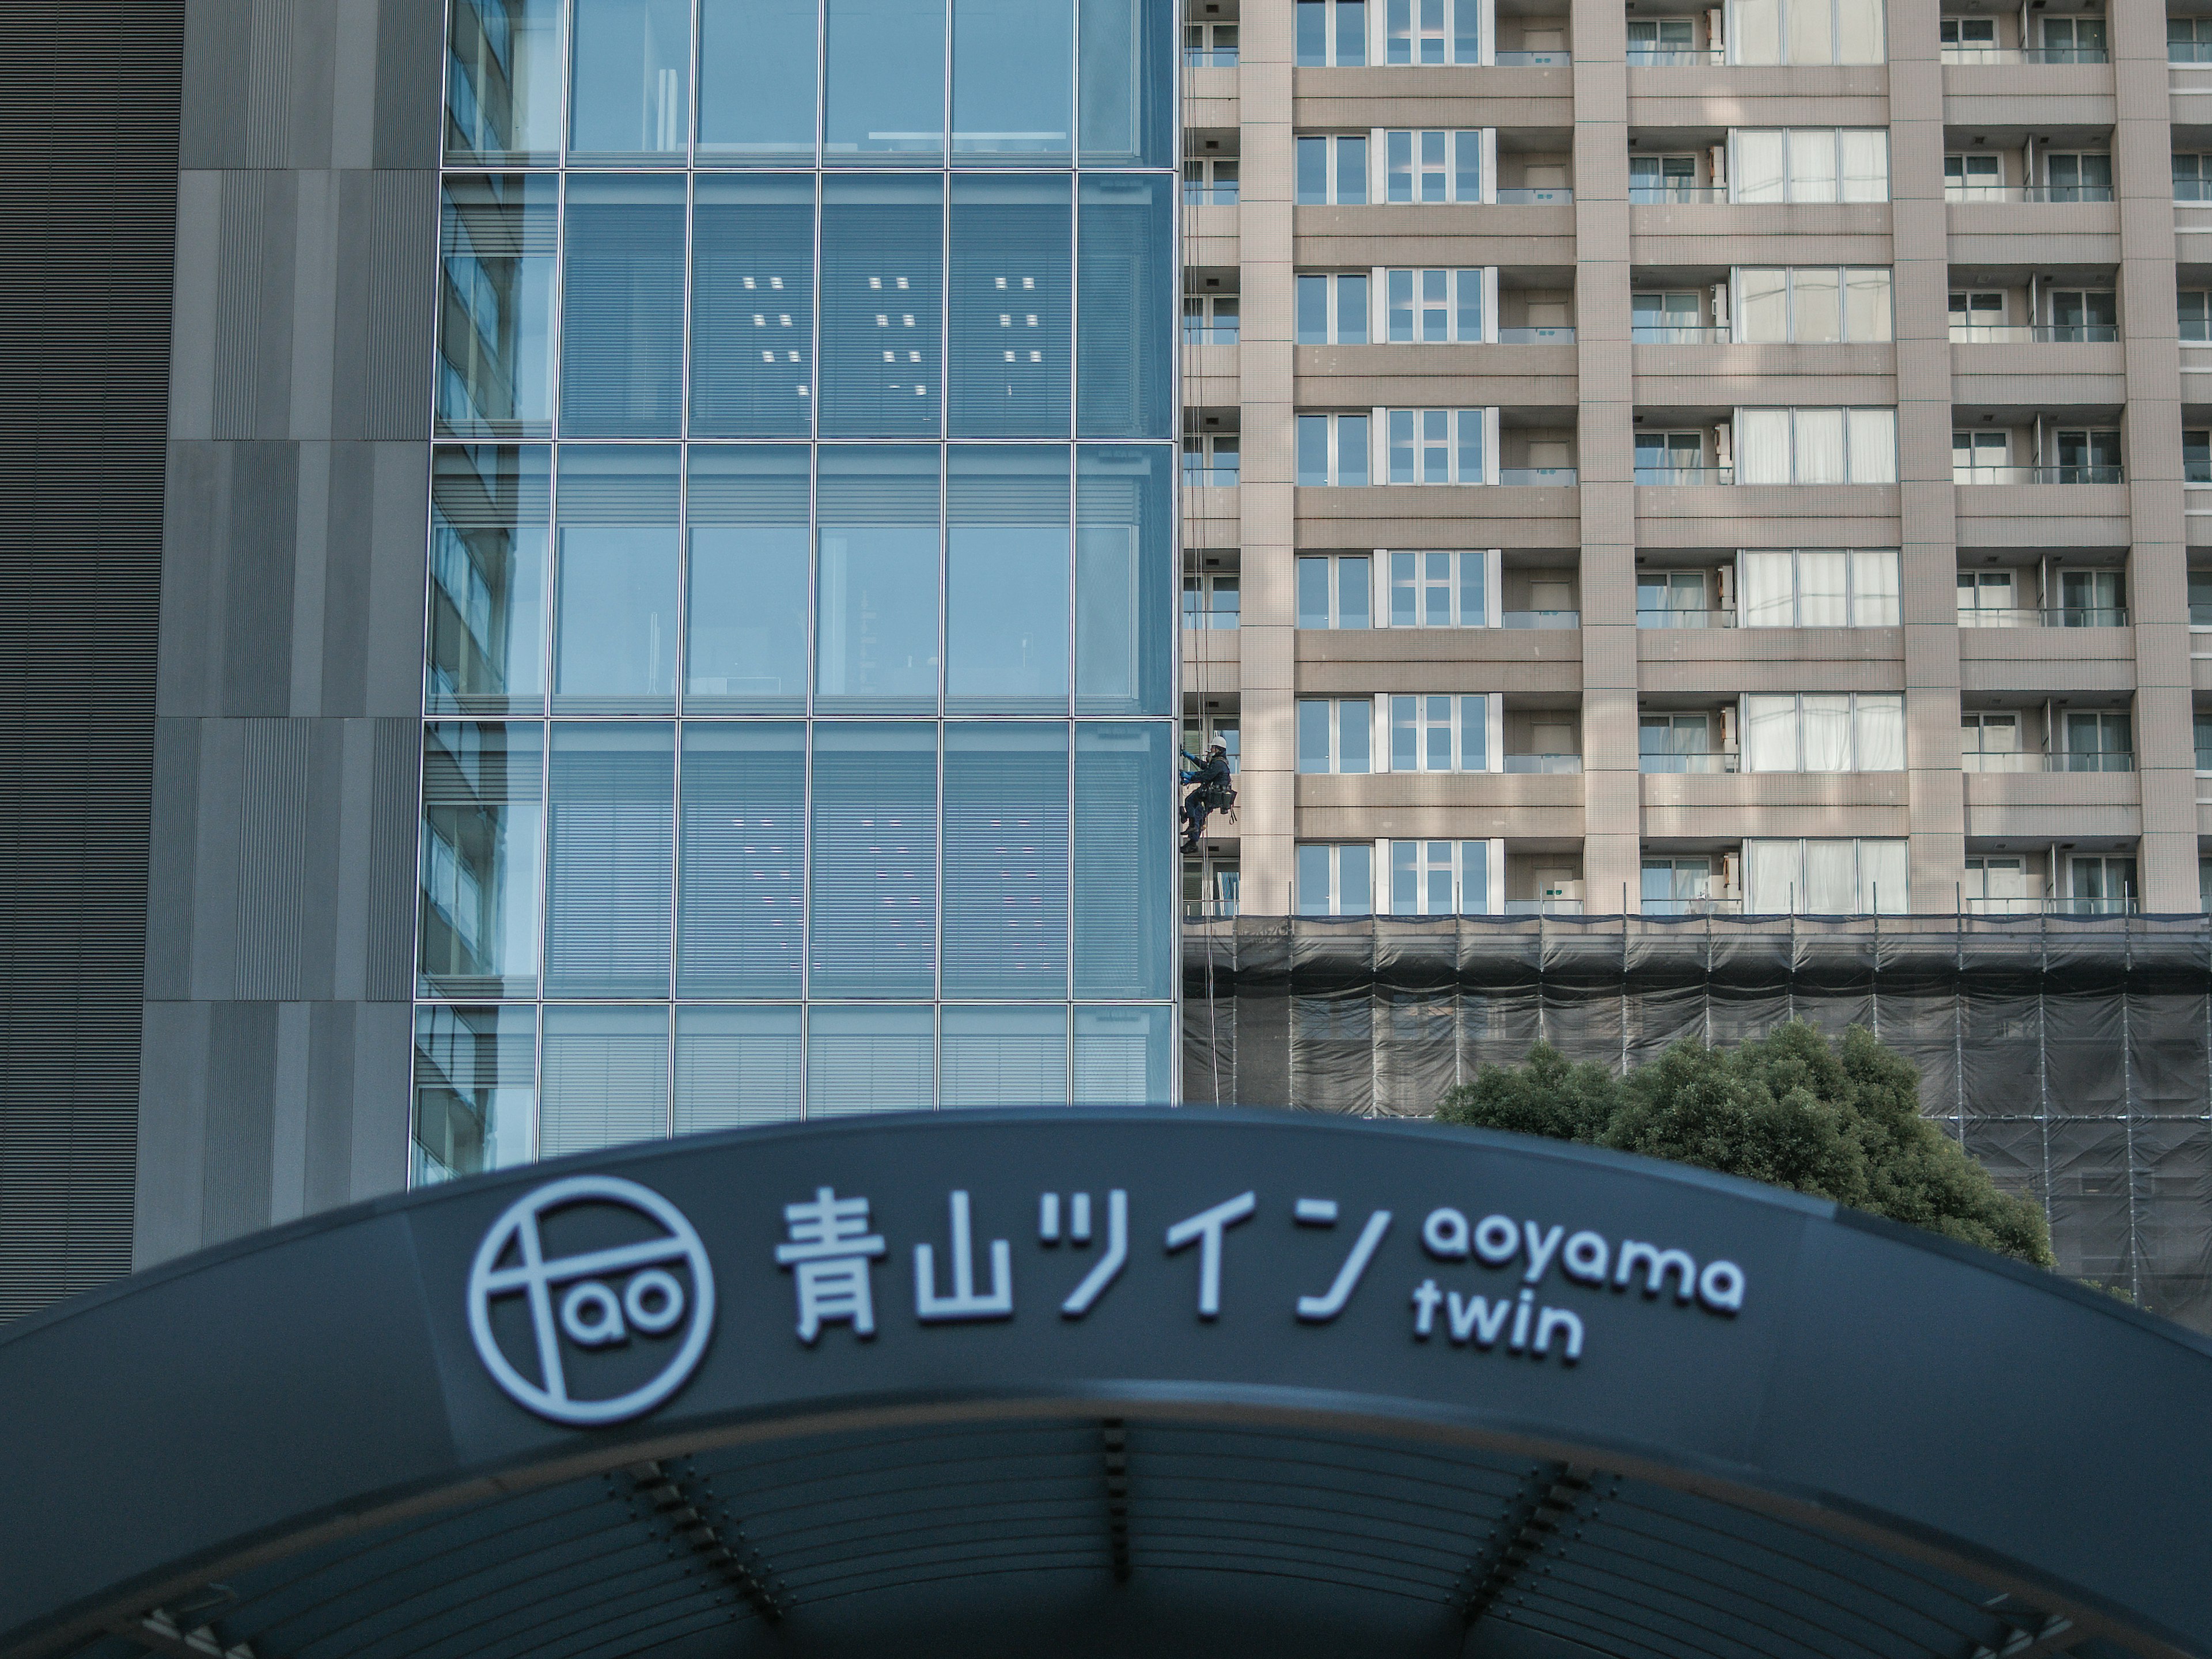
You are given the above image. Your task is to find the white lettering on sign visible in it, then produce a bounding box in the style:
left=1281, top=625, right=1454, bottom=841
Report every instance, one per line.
left=775, top=1187, right=887, bottom=1343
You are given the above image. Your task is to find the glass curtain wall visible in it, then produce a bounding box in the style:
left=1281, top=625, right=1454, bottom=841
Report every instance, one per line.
left=419, top=0, right=1179, bottom=1183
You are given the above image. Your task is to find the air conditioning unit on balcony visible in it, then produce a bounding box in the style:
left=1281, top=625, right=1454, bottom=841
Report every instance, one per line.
left=1543, top=879, right=1586, bottom=902
left=1719, top=704, right=1739, bottom=751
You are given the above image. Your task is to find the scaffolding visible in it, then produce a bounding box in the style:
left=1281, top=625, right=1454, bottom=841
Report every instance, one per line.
left=1183, top=913, right=2212, bottom=1332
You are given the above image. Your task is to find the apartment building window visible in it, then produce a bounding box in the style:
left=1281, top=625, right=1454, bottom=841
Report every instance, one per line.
left=1382, top=130, right=1486, bottom=202
left=1298, top=843, right=1374, bottom=915
left=1184, top=157, right=1238, bottom=205
left=1628, top=16, right=1700, bottom=63
left=1633, top=289, right=1705, bottom=341
left=1952, top=429, right=2010, bottom=481
left=1638, top=570, right=1713, bottom=626
left=2051, top=429, right=2122, bottom=484
left=1383, top=268, right=1487, bottom=341
left=1298, top=272, right=1370, bottom=343
left=1938, top=17, right=1996, bottom=58
left=1297, top=0, right=1369, bottom=65
left=1736, top=407, right=1897, bottom=484
left=1743, top=693, right=1904, bottom=772
left=1640, top=713, right=1725, bottom=772
left=1645, top=856, right=1726, bottom=914
left=1183, top=295, right=1238, bottom=343
left=1183, top=434, right=1239, bottom=486
left=1728, top=0, right=1884, bottom=65
left=1945, top=154, right=2001, bottom=200
left=1734, top=267, right=1892, bottom=343
left=2188, top=431, right=2212, bottom=484
left=1383, top=408, right=1490, bottom=483
left=2176, top=17, right=2212, bottom=64
left=2063, top=855, right=2137, bottom=916
left=2177, top=156, right=2212, bottom=203
left=1387, top=548, right=1493, bottom=626
left=1299, top=698, right=1374, bottom=772
left=1297, top=135, right=1370, bottom=203
left=1182, top=573, right=1239, bottom=628
left=2046, top=290, right=2116, bottom=343
left=1740, top=549, right=1899, bottom=626
left=1184, top=717, right=1240, bottom=771
left=1744, top=838, right=1907, bottom=914
left=1635, top=430, right=1710, bottom=484
left=1964, top=857, right=2030, bottom=914
left=1958, top=569, right=2020, bottom=623
left=1732, top=130, right=1889, bottom=203
left=1960, top=712, right=2022, bottom=772
left=2058, top=568, right=2125, bottom=624
left=1949, top=289, right=2004, bottom=339
left=2197, top=711, right=2212, bottom=770
left=1387, top=694, right=1491, bottom=771
left=2192, top=567, right=2212, bottom=625
left=1185, top=21, right=1238, bottom=65
left=1298, top=554, right=1374, bottom=627
left=1388, top=840, right=1494, bottom=916
left=1630, top=154, right=1702, bottom=203
left=2188, top=299, right=2212, bottom=347
left=2037, top=17, right=2105, bottom=62
left=1297, top=413, right=1372, bottom=484
left=2061, top=710, right=2133, bottom=772
left=2044, top=153, right=2112, bottom=203
left=1384, top=0, right=1482, bottom=63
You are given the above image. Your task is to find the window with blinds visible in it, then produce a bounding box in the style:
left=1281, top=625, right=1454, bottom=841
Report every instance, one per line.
left=809, top=722, right=939, bottom=996
left=690, top=174, right=814, bottom=437
left=419, top=722, right=543, bottom=999
left=1076, top=173, right=1174, bottom=438
left=429, top=446, right=550, bottom=714
left=552, top=445, right=680, bottom=711
left=1075, top=446, right=1173, bottom=714
left=942, top=1006, right=1070, bottom=1106
left=949, top=175, right=1071, bottom=437
left=677, top=722, right=804, bottom=997
left=1074, top=1006, right=1174, bottom=1103
left=543, top=722, right=674, bottom=997
left=685, top=446, right=809, bottom=712
left=673, top=1006, right=802, bottom=1131
left=806, top=1005, right=936, bottom=1113
left=944, top=724, right=1070, bottom=997
left=946, top=446, right=1070, bottom=711
left=437, top=173, right=558, bottom=436
left=559, top=173, right=684, bottom=436
left=1075, top=722, right=1173, bottom=997
left=815, top=445, right=942, bottom=711
left=820, top=174, right=943, bottom=437
left=539, top=1004, right=670, bottom=1158
left=412, top=1005, right=539, bottom=1184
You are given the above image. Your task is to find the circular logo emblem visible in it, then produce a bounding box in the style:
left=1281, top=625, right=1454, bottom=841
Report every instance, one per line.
left=467, top=1175, right=715, bottom=1426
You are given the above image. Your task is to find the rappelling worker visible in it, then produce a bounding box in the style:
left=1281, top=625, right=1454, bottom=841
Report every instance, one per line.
left=1180, top=742, right=1234, bottom=853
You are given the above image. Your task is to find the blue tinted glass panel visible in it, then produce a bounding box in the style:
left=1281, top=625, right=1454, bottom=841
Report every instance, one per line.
left=809, top=723, right=938, bottom=997
left=1074, top=721, right=1172, bottom=997
left=414, top=1004, right=538, bottom=1183
left=560, top=174, right=685, bottom=435
left=816, top=446, right=941, bottom=711
left=544, top=722, right=675, bottom=997
left=698, top=0, right=819, bottom=161
left=1078, top=0, right=1173, bottom=165
left=946, top=446, right=1069, bottom=711
left=447, top=0, right=565, bottom=163
left=954, top=0, right=1071, bottom=161
left=686, top=446, right=809, bottom=711
left=438, top=175, right=557, bottom=436
left=1075, top=445, right=1171, bottom=715
left=540, top=1004, right=668, bottom=1154
left=554, top=445, right=680, bottom=710
left=949, top=175, right=1070, bottom=436
left=1077, top=174, right=1173, bottom=438
left=429, top=446, right=549, bottom=714
left=821, top=175, right=943, bottom=436
left=825, top=0, right=945, bottom=164
left=942, top=1006, right=1069, bottom=1105
left=675, top=1005, right=802, bottom=1131
left=419, top=722, right=544, bottom=998
left=691, top=175, right=815, bottom=437
left=678, top=723, right=805, bottom=996
left=1074, top=1005, right=1172, bottom=1103
left=569, top=0, right=690, bottom=161
left=944, top=723, right=1069, bottom=997
left=808, top=1005, right=935, bottom=1112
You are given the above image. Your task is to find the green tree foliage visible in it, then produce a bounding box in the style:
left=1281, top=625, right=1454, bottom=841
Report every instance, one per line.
left=1434, top=1022, right=2055, bottom=1268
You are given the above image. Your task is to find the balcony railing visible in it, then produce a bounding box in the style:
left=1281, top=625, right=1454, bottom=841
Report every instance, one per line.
left=1498, top=466, right=1578, bottom=486
left=1962, top=752, right=2136, bottom=772
left=2179, top=181, right=2212, bottom=203
left=1629, top=183, right=1726, bottom=203
left=1637, top=607, right=1734, bottom=628
left=1494, top=49, right=1571, bottom=65
left=1184, top=898, right=1240, bottom=920
left=2052, top=896, right=2139, bottom=916
left=1636, top=465, right=1733, bottom=485
left=1943, top=44, right=2108, bottom=63
left=1504, top=899, right=1585, bottom=916
left=1495, top=187, right=1574, bottom=204
left=1502, top=753, right=1583, bottom=774
left=1948, top=323, right=2119, bottom=343
left=1496, top=326, right=1575, bottom=343
left=1181, top=607, right=1239, bottom=631
left=1952, top=464, right=2124, bottom=485
left=2173, top=41, right=2212, bottom=62
left=1639, top=752, right=1737, bottom=774
left=1501, top=609, right=1579, bottom=628
left=1945, top=184, right=2116, bottom=203
left=1643, top=897, right=1743, bottom=916
left=1183, top=46, right=1237, bottom=66
left=1626, top=44, right=1722, bottom=65
left=1182, top=323, right=1239, bottom=346
left=2193, top=604, right=2212, bottom=627
left=1957, top=605, right=2129, bottom=627
left=1183, top=465, right=1239, bottom=488
left=1631, top=323, right=1726, bottom=343
left=2188, top=461, right=2212, bottom=483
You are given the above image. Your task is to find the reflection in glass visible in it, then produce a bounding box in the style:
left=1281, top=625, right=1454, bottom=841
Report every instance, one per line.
left=679, top=723, right=805, bottom=996
left=414, top=1005, right=537, bottom=1183
left=944, top=724, right=1070, bottom=997
left=419, top=722, right=543, bottom=998
left=1080, top=0, right=1175, bottom=166
left=1074, top=721, right=1172, bottom=997
left=953, top=0, right=1071, bottom=161
left=699, top=0, right=819, bottom=162
left=569, top=0, right=691, bottom=160
left=825, top=0, right=945, bottom=164
left=560, top=174, right=685, bottom=436
left=686, top=446, right=809, bottom=709
left=816, top=446, right=941, bottom=711
left=676, top=1006, right=802, bottom=1131
left=437, top=175, right=557, bottom=436
left=1078, top=173, right=1174, bottom=438
left=540, top=1004, right=669, bottom=1156
left=545, top=722, right=675, bottom=997
left=946, top=446, right=1069, bottom=710
left=554, top=446, right=679, bottom=710
left=821, top=175, right=943, bottom=436
left=692, top=175, right=815, bottom=436
left=1075, top=1005, right=1173, bottom=1103
left=446, top=0, right=565, bottom=164
left=950, top=176, right=1070, bottom=435
left=942, top=1006, right=1069, bottom=1105
left=808, top=1005, right=935, bottom=1112
left=1075, top=446, right=1173, bottom=714
left=428, top=447, right=549, bottom=713
left=809, top=724, right=938, bottom=996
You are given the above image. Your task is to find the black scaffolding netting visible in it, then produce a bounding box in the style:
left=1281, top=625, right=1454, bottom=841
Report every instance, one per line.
left=1182, top=914, right=2212, bottom=1332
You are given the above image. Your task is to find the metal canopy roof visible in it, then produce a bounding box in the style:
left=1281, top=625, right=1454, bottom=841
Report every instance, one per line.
left=3, top=1110, right=2207, bottom=1659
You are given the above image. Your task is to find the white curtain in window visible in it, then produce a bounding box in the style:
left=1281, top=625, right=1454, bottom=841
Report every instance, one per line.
left=1854, top=694, right=1904, bottom=770
left=1844, top=267, right=1891, bottom=340
left=1740, top=550, right=1794, bottom=624
left=1738, top=268, right=1789, bottom=342
left=1847, top=407, right=1896, bottom=482
left=1782, top=0, right=1830, bottom=62
left=1836, top=0, right=1884, bottom=60
left=1839, top=128, right=1889, bottom=200
left=1789, top=129, right=1837, bottom=202
left=1803, top=839, right=1856, bottom=911
left=1738, top=408, right=1791, bottom=482
left=1733, top=130, right=1787, bottom=201
left=1794, top=408, right=1846, bottom=483
left=1791, top=267, right=1840, bottom=342
left=1797, top=550, right=1847, bottom=625
left=1744, top=694, right=1797, bottom=770
left=1743, top=838, right=1801, bottom=912
left=1850, top=549, right=1900, bottom=624
left=1801, top=694, right=1851, bottom=770
left=1859, top=838, right=1907, bottom=913
left=1730, top=0, right=1782, bottom=62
